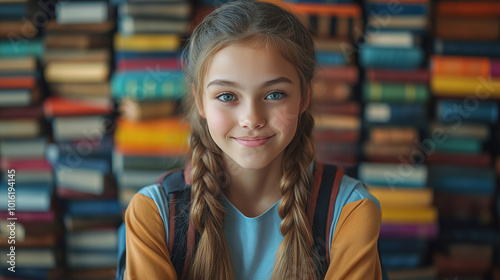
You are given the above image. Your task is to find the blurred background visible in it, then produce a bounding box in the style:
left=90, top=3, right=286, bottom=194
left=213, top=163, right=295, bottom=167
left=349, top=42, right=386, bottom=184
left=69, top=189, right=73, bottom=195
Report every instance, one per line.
left=0, top=0, right=499, bottom=279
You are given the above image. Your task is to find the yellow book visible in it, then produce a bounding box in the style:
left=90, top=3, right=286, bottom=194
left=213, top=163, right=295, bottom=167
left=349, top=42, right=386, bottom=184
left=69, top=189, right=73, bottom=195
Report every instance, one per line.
left=114, top=34, right=181, bottom=51
left=115, top=128, right=190, bottom=148
left=431, top=75, right=500, bottom=98
left=45, top=62, right=109, bottom=83
left=368, top=187, right=433, bottom=208
left=381, top=206, right=438, bottom=224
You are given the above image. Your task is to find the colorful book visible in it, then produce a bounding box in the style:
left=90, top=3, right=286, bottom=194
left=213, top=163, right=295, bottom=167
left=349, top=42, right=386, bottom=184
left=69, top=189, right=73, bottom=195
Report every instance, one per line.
left=366, top=68, right=429, bottom=83
left=364, top=103, right=427, bottom=125
left=358, top=162, right=428, bottom=188
left=360, top=45, right=424, bottom=69
left=428, top=165, right=496, bottom=195
left=114, top=34, right=181, bottom=52
left=363, top=82, right=429, bottom=103
left=119, top=98, right=177, bottom=121
left=368, top=187, right=433, bottom=208
left=43, top=96, right=112, bottom=117
left=436, top=99, right=498, bottom=124
left=111, top=71, right=185, bottom=100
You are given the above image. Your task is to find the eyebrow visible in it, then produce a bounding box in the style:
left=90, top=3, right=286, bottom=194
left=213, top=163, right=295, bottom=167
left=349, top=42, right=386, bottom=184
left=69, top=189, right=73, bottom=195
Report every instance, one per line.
left=206, top=77, right=295, bottom=89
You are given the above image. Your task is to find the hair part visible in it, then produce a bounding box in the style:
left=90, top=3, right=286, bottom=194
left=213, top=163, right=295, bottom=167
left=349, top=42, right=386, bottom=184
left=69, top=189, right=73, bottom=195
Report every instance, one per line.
left=183, top=1, right=318, bottom=279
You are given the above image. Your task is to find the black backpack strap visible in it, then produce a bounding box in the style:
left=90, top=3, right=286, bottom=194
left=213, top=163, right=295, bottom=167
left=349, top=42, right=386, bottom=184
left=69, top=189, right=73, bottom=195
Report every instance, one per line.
left=157, top=164, right=200, bottom=280
left=309, top=161, right=344, bottom=277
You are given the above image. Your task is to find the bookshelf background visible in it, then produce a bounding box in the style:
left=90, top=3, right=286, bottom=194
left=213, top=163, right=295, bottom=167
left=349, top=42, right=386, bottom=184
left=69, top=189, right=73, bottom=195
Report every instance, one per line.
left=0, top=0, right=499, bottom=279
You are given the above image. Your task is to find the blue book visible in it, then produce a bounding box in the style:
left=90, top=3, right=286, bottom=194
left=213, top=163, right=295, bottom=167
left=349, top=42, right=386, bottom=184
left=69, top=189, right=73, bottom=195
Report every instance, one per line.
left=437, top=100, right=499, bottom=124
left=0, top=3, right=27, bottom=19
left=0, top=183, right=52, bottom=212
left=365, top=103, right=428, bottom=125
left=428, top=165, right=496, bottom=195
left=367, top=3, right=428, bottom=16
left=111, top=71, right=186, bottom=100
left=380, top=252, right=421, bottom=269
left=434, top=39, right=500, bottom=57
left=65, top=200, right=122, bottom=217
left=379, top=239, right=427, bottom=254
left=316, top=51, right=349, bottom=66
left=360, top=45, right=424, bottom=69
left=0, top=39, right=44, bottom=58
left=45, top=136, right=113, bottom=163
left=115, top=51, right=179, bottom=61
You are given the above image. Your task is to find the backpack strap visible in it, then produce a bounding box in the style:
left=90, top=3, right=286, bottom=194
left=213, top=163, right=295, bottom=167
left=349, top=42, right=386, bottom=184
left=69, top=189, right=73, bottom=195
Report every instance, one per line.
left=309, top=161, right=344, bottom=277
left=155, top=163, right=199, bottom=280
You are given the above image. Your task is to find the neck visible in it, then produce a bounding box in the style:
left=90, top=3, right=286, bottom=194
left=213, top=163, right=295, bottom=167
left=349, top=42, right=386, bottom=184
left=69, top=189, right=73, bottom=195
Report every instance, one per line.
left=222, top=153, right=284, bottom=217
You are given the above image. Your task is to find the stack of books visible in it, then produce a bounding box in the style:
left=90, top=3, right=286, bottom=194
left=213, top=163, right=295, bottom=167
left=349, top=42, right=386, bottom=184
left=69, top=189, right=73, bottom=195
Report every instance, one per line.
left=359, top=0, right=437, bottom=278
left=41, top=1, right=121, bottom=278
left=284, top=0, right=363, bottom=172
left=430, top=1, right=500, bottom=279
left=110, top=0, right=192, bottom=208
left=0, top=0, right=65, bottom=278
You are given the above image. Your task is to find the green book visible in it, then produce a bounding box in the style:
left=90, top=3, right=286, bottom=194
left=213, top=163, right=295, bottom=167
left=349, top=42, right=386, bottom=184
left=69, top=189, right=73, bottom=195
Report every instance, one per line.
left=363, top=82, right=429, bottom=103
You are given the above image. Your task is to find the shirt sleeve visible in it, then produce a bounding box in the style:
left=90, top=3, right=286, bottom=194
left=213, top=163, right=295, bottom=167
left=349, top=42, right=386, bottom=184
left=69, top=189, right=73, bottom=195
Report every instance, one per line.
left=324, top=198, right=382, bottom=280
left=125, top=193, right=177, bottom=279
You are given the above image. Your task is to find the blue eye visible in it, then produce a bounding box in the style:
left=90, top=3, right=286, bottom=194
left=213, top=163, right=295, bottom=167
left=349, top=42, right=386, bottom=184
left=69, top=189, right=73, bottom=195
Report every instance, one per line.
left=217, top=93, right=236, bottom=102
left=266, top=91, right=286, bottom=100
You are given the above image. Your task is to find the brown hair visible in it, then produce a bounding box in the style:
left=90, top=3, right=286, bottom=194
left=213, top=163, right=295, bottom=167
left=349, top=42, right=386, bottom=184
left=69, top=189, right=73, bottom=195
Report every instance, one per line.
left=183, top=1, right=317, bottom=279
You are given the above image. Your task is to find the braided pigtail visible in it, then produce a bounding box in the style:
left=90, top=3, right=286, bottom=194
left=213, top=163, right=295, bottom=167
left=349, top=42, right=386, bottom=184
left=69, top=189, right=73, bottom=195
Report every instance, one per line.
left=271, top=110, right=317, bottom=280
left=187, top=129, right=234, bottom=280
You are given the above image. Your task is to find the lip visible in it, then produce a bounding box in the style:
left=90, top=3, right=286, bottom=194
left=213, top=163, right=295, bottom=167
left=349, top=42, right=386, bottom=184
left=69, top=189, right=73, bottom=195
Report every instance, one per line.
left=233, top=135, right=275, bottom=147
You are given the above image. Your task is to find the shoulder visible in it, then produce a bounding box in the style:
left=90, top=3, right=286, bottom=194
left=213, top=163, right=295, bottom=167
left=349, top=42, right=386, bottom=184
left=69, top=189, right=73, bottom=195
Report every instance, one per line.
left=337, top=174, right=380, bottom=211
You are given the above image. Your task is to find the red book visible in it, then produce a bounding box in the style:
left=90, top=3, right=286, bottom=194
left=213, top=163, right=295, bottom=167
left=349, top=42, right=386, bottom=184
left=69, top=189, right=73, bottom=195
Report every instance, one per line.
left=314, top=129, right=359, bottom=143
left=314, top=66, right=359, bottom=84
left=0, top=105, right=43, bottom=119
left=0, top=210, right=55, bottom=223
left=312, top=101, right=360, bottom=116
left=0, top=76, right=36, bottom=89
left=0, top=158, right=52, bottom=171
left=366, top=68, right=429, bottom=83
left=43, top=96, right=112, bottom=117
left=117, top=58, right=182, bottom=72
left=425, top=152, right=491, bottom=167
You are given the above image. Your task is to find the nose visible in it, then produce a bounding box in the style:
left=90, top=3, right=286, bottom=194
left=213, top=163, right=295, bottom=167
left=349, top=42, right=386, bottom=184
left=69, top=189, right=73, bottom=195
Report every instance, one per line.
left=239, top=101, right=266, bottom=130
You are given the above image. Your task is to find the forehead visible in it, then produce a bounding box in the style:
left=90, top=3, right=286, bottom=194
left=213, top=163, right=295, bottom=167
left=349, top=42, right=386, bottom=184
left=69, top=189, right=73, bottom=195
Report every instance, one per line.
left=203, top=43, right=300, bottom=88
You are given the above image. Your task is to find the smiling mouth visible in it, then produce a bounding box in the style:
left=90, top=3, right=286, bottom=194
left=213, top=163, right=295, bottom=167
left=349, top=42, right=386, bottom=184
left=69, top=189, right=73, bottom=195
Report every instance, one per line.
left=233, top=135, right=275, bottom=147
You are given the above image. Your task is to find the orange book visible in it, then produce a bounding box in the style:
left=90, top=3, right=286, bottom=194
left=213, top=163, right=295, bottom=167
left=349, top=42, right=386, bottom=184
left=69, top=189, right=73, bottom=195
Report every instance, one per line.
left=116, top=116, right=189, bottom=131
left=0, top=76, right=36, bottom=89
left=437, top=1, right=500, bottom=17
left=431, top=55, right=490, bottom=78
left=43, top=96, right=112, bottom=117
left=286, top=3, right=361, bottom=17
left=115, top=145, right=188, bottom=157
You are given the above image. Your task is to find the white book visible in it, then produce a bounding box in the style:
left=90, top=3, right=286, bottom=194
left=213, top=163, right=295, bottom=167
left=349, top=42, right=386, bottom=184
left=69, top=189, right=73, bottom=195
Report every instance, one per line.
left=56, top=1, right=108, bottom=24
left=358, top=162, right=428, bottom=188
left=0, top=248, right=56, bottom=268
left=0, top=119, right=40, bottom=138
left=368, top=15, right=428, bottom=29
left=116, top=169, right=164, bottom=189
left=67, top=229, right=118, bottom=251
left=0, top=137, right=47, bottom=159
left=0, top=90, right=31, bottom=107
left=55, top=166, right=105, bottom=195
left=365, top=31, right=416, bottom=47
left=52, top=115, right=106, bottom=142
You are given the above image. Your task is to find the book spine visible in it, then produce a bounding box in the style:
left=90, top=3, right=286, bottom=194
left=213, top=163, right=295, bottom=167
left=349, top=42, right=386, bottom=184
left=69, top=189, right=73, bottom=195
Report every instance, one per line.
left=437, top=99, right=499, bottom=124
left=363, top=82, right=429, bottom=103
left=111, top=71, right=185, bottom=101
left=431, top=55, right=491, bottom=77
left=360, top=46, right=424, bottom=69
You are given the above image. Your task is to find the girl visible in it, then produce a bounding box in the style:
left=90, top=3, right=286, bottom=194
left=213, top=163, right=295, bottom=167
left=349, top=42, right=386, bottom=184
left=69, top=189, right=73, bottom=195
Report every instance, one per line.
left=124, top=1, right=382, bottom=279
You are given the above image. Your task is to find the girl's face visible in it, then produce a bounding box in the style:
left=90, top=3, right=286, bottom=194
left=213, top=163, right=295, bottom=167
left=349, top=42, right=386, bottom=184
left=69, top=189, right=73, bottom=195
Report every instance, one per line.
left=199, top=43, right=303, bottom=170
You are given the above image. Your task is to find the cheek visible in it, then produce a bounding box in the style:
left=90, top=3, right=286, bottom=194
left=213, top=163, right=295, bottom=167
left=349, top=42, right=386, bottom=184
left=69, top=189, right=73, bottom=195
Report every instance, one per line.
left=206, top=107, right=233, bottom=138
left=270, top=105, right=300, bottom=134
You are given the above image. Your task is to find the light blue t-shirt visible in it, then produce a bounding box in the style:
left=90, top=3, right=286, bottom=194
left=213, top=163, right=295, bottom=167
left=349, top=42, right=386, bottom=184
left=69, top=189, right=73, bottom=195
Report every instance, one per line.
left=138, top=174, right=379, bottom=280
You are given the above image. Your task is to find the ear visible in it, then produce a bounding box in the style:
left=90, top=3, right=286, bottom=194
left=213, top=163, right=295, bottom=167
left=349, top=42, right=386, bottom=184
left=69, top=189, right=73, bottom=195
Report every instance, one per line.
left=300, top=86, right=311, bottom=113
left=192, top=85, right=206, bottom=119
